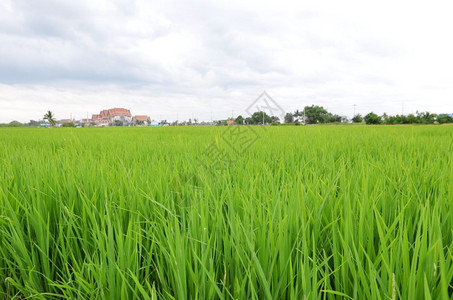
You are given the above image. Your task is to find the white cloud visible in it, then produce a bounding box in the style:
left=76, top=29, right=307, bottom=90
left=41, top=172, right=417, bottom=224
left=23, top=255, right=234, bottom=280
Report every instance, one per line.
left=1, top=0, right=453, bottom=123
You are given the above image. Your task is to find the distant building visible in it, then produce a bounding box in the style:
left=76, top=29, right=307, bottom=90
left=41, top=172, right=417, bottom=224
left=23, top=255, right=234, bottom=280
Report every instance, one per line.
left=199, top=121, right=214, bottom=126
left=132, top=115, right=151, bottom=124
left=92, top=108, right=132, bottom=125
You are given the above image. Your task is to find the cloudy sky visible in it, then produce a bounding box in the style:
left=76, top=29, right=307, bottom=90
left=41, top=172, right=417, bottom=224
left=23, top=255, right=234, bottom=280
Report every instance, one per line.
left=1, top=0, right=452, bottom=123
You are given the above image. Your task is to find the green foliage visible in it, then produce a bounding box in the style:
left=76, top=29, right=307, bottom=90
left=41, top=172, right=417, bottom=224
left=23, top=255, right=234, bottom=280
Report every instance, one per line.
left=289, top=106, right=342, bottom=124
left=249, top=111, right=272, bottom=124
left=417, top=111, right=436, bottom=124
left=404, top=114, right=419, bottom=124
left=382, top=111, right=448, bottom=125
left=27, top=120, right=41, bottom=127
left=62, top=122, right=75, bottom=127
left=43, top=111, right=56, bottom=126
left=352, top=114, right=363, bottom=123
left=284, top=113, right=294, bottom=123
left=437, top=114, right=453, bottom=124
left=270, top=116, right=280, bottom=124
left=0, top=126, right=452, bottom=299
left=113, top=120, right=123, bottom=126
left=235, top=115, right=244, bottom=125
left=0, top=121, right=23, bottom=127
left=304, top=105, right=329, bottom=123
left=9, top=121, right=24, bottom=127
left=385, top=114, right=405, bottom=125
left=364, top=112, right=382, bottom=124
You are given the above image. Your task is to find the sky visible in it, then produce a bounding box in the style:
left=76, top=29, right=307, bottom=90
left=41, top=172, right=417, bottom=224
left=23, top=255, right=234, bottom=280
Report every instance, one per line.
left=1, top=0, right=452, bottom=123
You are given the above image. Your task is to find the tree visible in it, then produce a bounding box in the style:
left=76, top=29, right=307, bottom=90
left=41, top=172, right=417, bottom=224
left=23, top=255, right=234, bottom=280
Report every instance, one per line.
left=405, top=114, right=419, bottom=124
left=416, top=111, right=436, bottom=124
left=8, top=121, right=23, bottom=127
left=43, top=111, right=56, bottom=127
left=270, top=116, right=280, bottom=124
left=293, top=110, right=304, bottom=123
left=437, top=114, right=453, bottom=124
left=114, top=120, right=123, bottom=126
left=364, top=112, right=382, bottom=124
left=304, top=105, right=326, bottom=124
left=235, top=115, right=244, bottom=125
left=303, top=105, right=340, bottom=124
left=284, top=113, right=294, bottom=123
left=352, top=114, right=363, bottom=123
left=385, top=115, right=403, bottom=125
left=330, top=114, right=342, bottom=123
left=62, top=122, right=75, bottom=127
left=250, top=111, right=272, bottom=125
left=27, top=120, right=40, bottom=127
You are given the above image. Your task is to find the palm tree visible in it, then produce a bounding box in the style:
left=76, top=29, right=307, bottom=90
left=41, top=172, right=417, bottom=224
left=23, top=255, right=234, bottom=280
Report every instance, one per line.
left=43, top=111, right=56, bottom=127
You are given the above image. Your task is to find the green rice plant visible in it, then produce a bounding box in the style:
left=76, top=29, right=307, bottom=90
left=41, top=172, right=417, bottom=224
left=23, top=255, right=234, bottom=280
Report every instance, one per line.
left=0, top=125, right=452, bottom=299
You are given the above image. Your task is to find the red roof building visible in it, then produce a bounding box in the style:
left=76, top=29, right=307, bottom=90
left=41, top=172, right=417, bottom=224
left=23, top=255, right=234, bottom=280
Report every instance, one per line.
left=92, top=108, right=132, bottom=124
left=132, top=115, right=151, bottom=123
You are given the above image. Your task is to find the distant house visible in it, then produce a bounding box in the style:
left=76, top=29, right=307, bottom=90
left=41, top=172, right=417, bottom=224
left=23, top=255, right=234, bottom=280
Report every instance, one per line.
left=199, top=121, right=214, bottom=126
left=227, top=120, right=237, bottom=126
left=132, top=115, right=151, bottom=125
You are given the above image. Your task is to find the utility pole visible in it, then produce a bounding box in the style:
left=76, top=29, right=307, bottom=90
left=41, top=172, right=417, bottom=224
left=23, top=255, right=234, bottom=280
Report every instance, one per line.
left=353, top=104, right=356, bottom=117
left=262, top=111, right=264, bottom=125
left=402, top=103, right=404, bottom=115
left=210, top=111, right=213, bottom=123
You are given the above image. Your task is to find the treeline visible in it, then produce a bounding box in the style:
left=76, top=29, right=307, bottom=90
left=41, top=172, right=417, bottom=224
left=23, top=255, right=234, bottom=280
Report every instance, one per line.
left=0, top=120, right=84, bottom=128
left=0, top=121, right=27, bottom=127
left=284, top=105, right=346, bottom=124
left=0, top=120, right=49, bottom=127
left=283, top=105, right=453, bottom=125
left=231, top=111, right=280, bottom=125
left=2, top=108, right=452, bottom=127
left=359, top=112, right=453, bottom=125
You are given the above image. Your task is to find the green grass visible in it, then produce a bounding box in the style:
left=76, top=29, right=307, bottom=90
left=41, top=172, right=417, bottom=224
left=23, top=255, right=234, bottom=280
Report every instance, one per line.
left=0, top=126, right=452, bottom=299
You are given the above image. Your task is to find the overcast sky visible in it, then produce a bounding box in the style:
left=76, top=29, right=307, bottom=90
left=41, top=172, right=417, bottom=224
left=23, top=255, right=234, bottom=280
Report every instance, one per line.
left=1, top=0, right=452, bottom=123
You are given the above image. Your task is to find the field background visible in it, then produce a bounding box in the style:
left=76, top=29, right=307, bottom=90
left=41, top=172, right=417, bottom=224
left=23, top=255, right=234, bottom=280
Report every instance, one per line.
left=0, top=126, right=452, bottom=299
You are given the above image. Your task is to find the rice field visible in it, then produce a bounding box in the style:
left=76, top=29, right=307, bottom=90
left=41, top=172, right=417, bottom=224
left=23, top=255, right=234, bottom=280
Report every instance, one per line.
left=0, top=125, right=452, bottom=299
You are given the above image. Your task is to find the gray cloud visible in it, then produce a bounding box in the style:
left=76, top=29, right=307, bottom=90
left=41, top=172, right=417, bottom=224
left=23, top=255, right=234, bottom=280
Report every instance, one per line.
left=0, top=0, right=452, bottom=123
